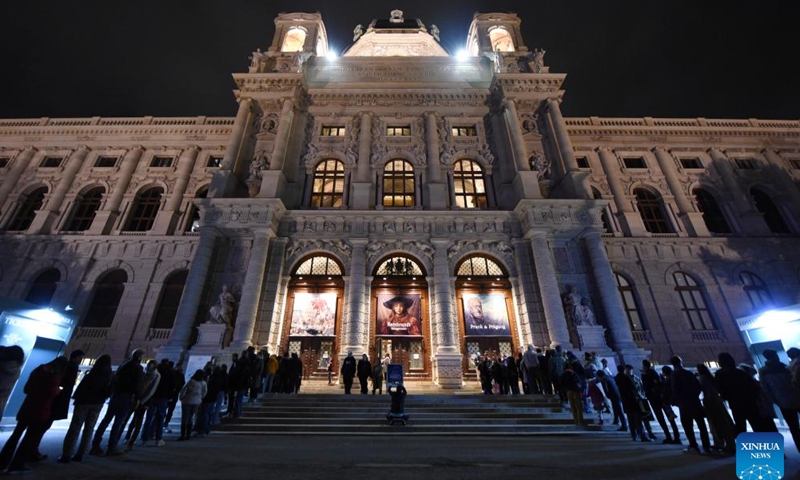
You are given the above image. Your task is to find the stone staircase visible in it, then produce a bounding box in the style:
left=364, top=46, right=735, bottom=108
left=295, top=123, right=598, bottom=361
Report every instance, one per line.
left=215, top=381, right=601, bottom=436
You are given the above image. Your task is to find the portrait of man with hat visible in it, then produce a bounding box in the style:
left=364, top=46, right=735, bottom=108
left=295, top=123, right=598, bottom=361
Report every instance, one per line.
left=377, top=294, right=422, bottom=336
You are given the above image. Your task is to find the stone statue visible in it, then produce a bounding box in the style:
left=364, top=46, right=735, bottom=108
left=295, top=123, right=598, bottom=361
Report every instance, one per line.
left=478, top=143, right=495, bottom=164
left=532, top=48, right=546, bottom=73
left=249, top=48, right=263, bottom=69
left=530, top=154, right=551, bottom=180
left=562, top=285, right=596, bottom=326
left=576, top=297, right=597, bottom=326
left=353, top=24, right=364, bottom=42
left=208, top=285, right=236, bottom=326
left=430, top=24, right=440, bottom=42
left=248, top=152, right=269, bottom=180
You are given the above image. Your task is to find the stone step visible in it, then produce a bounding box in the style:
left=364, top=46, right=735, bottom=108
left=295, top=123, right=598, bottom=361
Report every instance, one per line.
left=214, top=423, right=597, bottom=434
left=218, top=416, right=576, bottom=426
left=241, top=408, right=565, bottom=416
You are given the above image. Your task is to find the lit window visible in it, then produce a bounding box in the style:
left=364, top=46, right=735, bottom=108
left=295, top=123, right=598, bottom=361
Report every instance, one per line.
left=206, top=156, right=223, bottom=168
left=457, top=256, right=504, bottom=277
left=488, top=27, right=514, bottom=52
left=451, top=126, right=477, bottom=137
left=382, top=160, right=415, bottom=207
left=321, top=126, right=346, bottom=136
left=387, top=126, right=411, bottom=136
left=453, top=160, right=487, bottom=209
left=310, top=160, right=345, bottom=208
left=295, top=256, right=343, bottom=276
left=282, top=27, right=307, bottom=52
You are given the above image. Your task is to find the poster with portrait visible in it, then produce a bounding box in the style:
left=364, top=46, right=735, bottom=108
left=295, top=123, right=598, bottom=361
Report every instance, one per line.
left=289, top=293, right=337, bottom=336
left=376, top=293, right=423, bottom=336
left=462, top=293, right=511, bottom=336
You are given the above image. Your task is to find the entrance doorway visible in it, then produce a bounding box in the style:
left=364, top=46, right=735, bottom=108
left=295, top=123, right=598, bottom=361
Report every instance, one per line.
left=376, top=337, right=425, bottom=374
left=289, top=337, right=335, bottom=379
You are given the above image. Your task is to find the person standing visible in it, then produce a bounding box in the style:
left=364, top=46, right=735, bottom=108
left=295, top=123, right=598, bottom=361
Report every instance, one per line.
left=357, top=354, right=372, bottom=395
left=33, top=349, right=84, bottom=461
left=597, top=370, right=627, bottom=431
left=521, top=345, right=540, bottom=395
left=696, top=363, right=735, bottom=453
left=340, top=351, right=356, bottom=395
left=90, top=348, right=145, bottom=456
left=289, top=352, right=303, bottom=394
left=560, top=363, right=584, bottom=426
left=124, top=359, right=160, bottom=451
left=178, top=370, right=207, bottom=441
left=642, top=360, right=680, bottom=444
left=164, top=364, right=183, bottom=433
left=141, top=359, right=174, bottom=447
left=670, top=356, right=710, bottom=454
left=265, top=354, right=278, bottom=392
left=714, top=352, right=762, bottom=435
left=0, top=356, right=69, bottom=474
left=371, top=363, right=384, bottom=395
left=58, top=354, right=113, bottom=463
left=0, top=347, right=24, bottom=419
left=759, top=348, right=800, bottom=453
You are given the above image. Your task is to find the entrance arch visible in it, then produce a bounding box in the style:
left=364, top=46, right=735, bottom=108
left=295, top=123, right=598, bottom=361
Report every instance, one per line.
left=371, top=255, right=430, bottom=379
left=455, top=254, right=518, bottom=375
left=281, top=254, right=344, bottom=379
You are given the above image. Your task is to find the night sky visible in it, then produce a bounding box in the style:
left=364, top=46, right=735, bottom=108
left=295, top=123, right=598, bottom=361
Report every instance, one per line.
left=1, top=1, right=797, bottom=120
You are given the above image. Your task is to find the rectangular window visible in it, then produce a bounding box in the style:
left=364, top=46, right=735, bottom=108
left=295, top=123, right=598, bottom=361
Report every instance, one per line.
left=734, top=158, right=759, bottom=170
left=150, top=156, right=173, bottom=168
left=206, top=156, right=223, bottom=168
left=576, top=156, right=590, bottom=169
left=679, top=158, right=703, bottom=169
left=387, top=126, right=411, bottom=136
left=623, top=157, right=647, bottom=169
left=0, top=158, right=9, bottom=168
left=40, top=157, right=63, bottom=168
left=788, top=159, right=800, bottom=170
left=321, top=126, right=346, bottom=136
left=94, top=156, right=118, bottom=168
left=451, top=126, right=477, bottom=137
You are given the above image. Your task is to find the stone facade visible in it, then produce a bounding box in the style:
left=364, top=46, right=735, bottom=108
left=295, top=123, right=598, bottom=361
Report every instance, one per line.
left=0, top=12, right=798, bottom=387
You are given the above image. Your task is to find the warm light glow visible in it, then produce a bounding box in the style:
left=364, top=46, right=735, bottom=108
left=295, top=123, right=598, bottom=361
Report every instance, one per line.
left=456, top=49, right=469, bottom=60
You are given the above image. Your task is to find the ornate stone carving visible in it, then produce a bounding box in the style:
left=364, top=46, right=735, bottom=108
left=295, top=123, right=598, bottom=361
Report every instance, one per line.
left=478, top=143, right=495, bottom=165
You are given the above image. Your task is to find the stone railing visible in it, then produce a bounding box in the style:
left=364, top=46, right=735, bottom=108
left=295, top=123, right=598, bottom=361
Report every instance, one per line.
left=564, top=117, right=800, bottom=129
left=691, top=330, right=724, bottom=342
left=631, top=330, right=652, bottom=343
left=148, top=328, right=172, bottom=341
left=0, top=116, right=234, bottom=127
left=74, top=327, right=109, bottom=340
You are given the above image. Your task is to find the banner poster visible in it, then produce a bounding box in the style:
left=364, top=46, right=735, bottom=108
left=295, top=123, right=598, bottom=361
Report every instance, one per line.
left=289, top=293, right=337, bottom=336
left=376, top=293, right=422, bottom=336
left=736, top=432, right=783, bottom=480
left=386, top=363, right=404, bottom=387
left=462, top=293, right=511, bottom=336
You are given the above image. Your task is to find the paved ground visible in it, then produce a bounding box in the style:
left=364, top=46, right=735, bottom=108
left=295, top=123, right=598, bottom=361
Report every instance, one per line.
left=2, top=425, right=798, bottom=480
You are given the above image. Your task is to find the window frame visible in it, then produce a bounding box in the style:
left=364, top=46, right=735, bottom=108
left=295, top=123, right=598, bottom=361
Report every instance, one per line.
left=451, top=126, right=477, bottom=137
left=310, top=159, right=346, bottom=208
left=149, top=156, right=174, bottom=168
left=123, top=187, right=163, bottom=232
left=452, top=159, right=488, bottom=209
left=623, top=157, right=647, bottom=169
left=382, top=160, right=415, bottom=208
left=321, top=126, right=346, bottom=137
left=614, top=272, right=645, bottom=331
left=94, top=156, right=118, bottom=168
left=673, top=271, right=715, bottom=331
left=740, top=271, right=772, bottom=312
left=40, top=157, right=63, bottom=168
left=6, top=186, right=47, bottom=232
left=634, top=188, right=672, bottom=234
left=386, top=126, right=411, bottom=137
left=66, top=187, right=105, bottom=232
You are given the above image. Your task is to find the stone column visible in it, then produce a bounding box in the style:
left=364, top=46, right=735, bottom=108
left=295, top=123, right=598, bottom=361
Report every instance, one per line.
left=762, top=149, right=800, bottom=218
left=89, top=145, right=143, bottom=235
left=484, top=167, right=497, bottom=209
left=344, top=239, right=368, bottom=356
left=707, top=148, right=770, bottom=235
left=432, top=239, right=462, bottom=389
left=652, top=146, right=709, bottom=236
left=152, top=145, right=200, bottom=234
left=503, top=99, right=529, bottom=172
left=230, top=228, right=274, bottom=351
left=351, top=112, right=373, bottom=209
left=259, top=98, right=294, bottom=198
left=30, top=145, right=90, bottom=234
left=158, top=227, right=218, bottom=362
left=210, top=98, right=252, bottom=197
left=415, top=171, right=423, bottom=208
left=375, top=169, right=384, bottom=209
left=425, top=112, right=447, bottom=209
left=530, top=231, right=571, bottom=348
left=597, top=147, right=646, bottom=236
left=584, top=232, right=638, bottom=351
left=446, top=170, right=456, bottom=208
left=0, top=147, right=36, bottom=215
left=548, top=98, right=590, bottom=198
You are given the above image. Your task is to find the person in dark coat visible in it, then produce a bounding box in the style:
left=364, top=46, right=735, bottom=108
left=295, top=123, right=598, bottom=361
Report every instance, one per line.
left=597, top=370, right=627, bottom=431
left=670, top=356, right=710, bottom=454
left=0, top=356, right=69, bottom=473
left=33, top=349, right=84, bottom=461
left=759, top=349, right=800, bottom=453
left=165, top=364, right=183, bottom=432
left=714, top=352, right=763, bottom=435
left=0, top=346, right=24, bottom=419
left=560, top=364, right=584, bottom=426
left=340, top=351, right=356, bottom=394
left=357, top=354, right=372, bottom=395
left=477, top=355, right=493, bottom=395
left=617, top=365, right=652, bottom=442
left=141, top=359, right=174, bottom=446
left=289, top=353, right=303, bottom=394
left=90, top=348, right=145, bottom=456
left=59, top=354, right=113, bottom=462
left=505, top=354, right=520, bottom=395
left=371, top=363, right=384, bottom=395
left=642, top=359, right=680, bottom=444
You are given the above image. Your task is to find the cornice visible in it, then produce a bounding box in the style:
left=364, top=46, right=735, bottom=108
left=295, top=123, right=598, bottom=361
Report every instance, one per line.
left=307, top=90, right=489, bottom=108
left=565, top=117, right=800, bottom=141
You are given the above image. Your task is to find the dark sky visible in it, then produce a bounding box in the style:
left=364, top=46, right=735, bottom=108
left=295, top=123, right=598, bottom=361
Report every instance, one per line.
left=1, top=1, right=797, bottom=120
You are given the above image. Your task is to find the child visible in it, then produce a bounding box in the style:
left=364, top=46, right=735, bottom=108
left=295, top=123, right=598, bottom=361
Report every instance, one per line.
left=587, top=377, right=608, bottom=425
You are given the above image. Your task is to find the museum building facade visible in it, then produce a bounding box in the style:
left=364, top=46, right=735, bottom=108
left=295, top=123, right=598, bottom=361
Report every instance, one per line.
left=0, top=11, right=798, bottom=388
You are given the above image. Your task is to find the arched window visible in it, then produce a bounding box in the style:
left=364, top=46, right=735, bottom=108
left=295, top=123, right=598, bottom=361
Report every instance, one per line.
left=6, top=186, right=47, bottom=232
left=282, top=27, right=307, bottom=52
left=453, top=160, right=487, bottom=209
left=634, top=188, right=671, bottom=233
left=750, top=188, right=790, bottom=234
left=673, top=272, right=715, bottom=330
left=124, top=187, right=163, bottom=232
left=740, top=271, right=772, bottom=311
left=294, top=256, right=343, bottom=276
left=151, top=270, right=188, bottom=329
left=24, top=268, right=61, bottom=306
left=375, top=256, right=424, bottom=276
left=592, top=188, right=613, bottom=234
left=66, top=187, right=104, bottom=232
left=382, top=160, right=415, bottom=207
left=185, top=186, right=208, bottom=233
left=488, top=27, right=514, bottom=52
left=82, top=269, right=127, bottom=328
left=614, top=273, right=645, bottom=331
left=693, top=188, right=730, bottom=234
left=457, top=256, right=505, bottom=277
left=310, top=160, right=345, bottom=208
